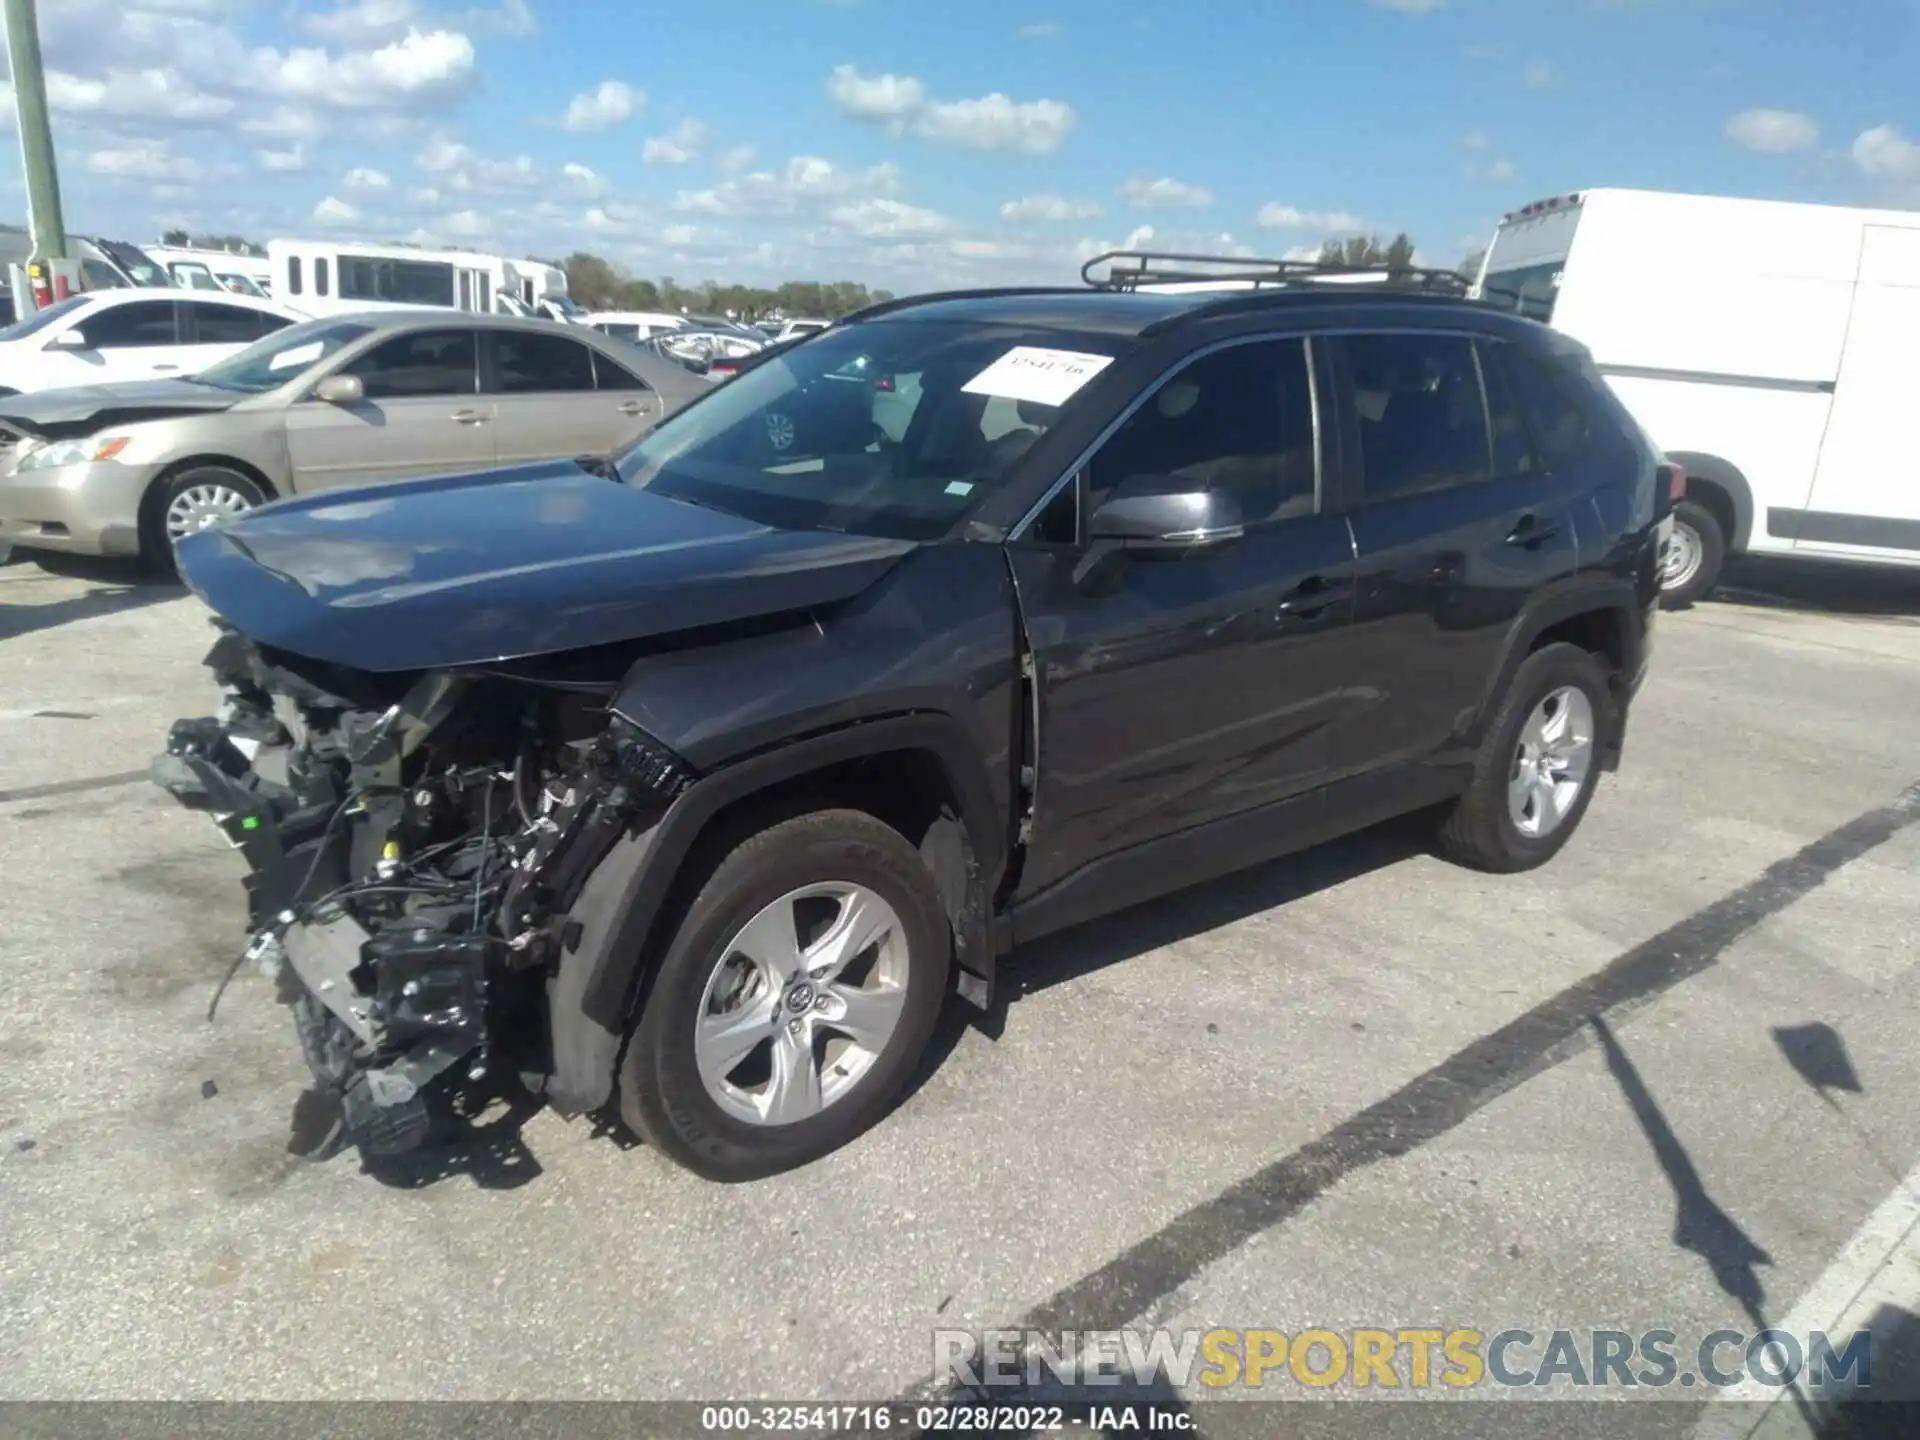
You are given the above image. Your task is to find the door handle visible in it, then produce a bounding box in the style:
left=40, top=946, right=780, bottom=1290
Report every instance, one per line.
left=617, top=399, right=647, bottom=416
left=152, top=364, right=179, bottom=372
left=1276, top=575, right=1352, bottom=619
left=1506, top=514, right=1560, bottom=549
left=451, top=409, right=488, bottom=425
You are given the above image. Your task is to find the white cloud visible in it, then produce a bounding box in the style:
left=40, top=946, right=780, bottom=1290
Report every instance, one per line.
left=250, top=28, right=477, bottom=109
left=825, top=65, right=925, bottom=123
left=917, top=94, right=1076, bottom=154
left=716, top=144, right=756, bottom=173
left=1724, top=107, right=1820, bottom=154
left=1118, top=175, right=1214, bottom=209
left=1523, top=60, right=1563, bottom=89
left=672, top=155, right=902, bottom=218
left=86, top=140, right=192, bottom=180
left=829, top=197, right=952, bottom=238
left=1485, top=158, right=1517, bottom=182
left=257, top=143, right=306, bottom=171
left=1853, top=124, right=1920, bottom=181
left=313, top=194, right=361, bottom=224
left=561, top=161, right=608, bottom=198
left=1017, top=20, right=1062, bottom=38
left=344, top=165, right=392, bottom=187
left=415, top=133, right=543, bottom=191
left=1001, top=193, right=1104, bottom=222
left=559, top=79, right=642, bottom=131
left=46, top=66, right=234, bottom=122
left=296, top=0, right=419, bottom=45
left=1256, top=203, right=1370, bottom=233
left=662, top=223, right=700, bottom=246
left=442, top=208, right=489, bottom=235
left=826, top=64, right=1077, bottom=153
left=643, top=118, right=709, bottom=165
left=1461, top=129, right=1490, bottom=151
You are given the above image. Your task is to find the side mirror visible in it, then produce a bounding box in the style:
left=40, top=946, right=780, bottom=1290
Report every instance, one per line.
left=1086, top=474, right=1244, bottom=552
left=313, top=374, right=365, bottom=405
left=48, top=328, right=87, bottom=350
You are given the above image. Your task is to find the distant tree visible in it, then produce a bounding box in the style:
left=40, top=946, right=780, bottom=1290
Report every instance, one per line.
left=551, top=251, right=896, bottom=319
left=1317, top=233, right=1418, bottom=269
left=562, top=251, right=623, bottom=309
left=162, top=228, right=190, bottom=246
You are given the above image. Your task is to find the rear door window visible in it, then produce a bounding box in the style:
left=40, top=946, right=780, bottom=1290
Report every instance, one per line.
left=486, top=330, right=596, bottom=393
left=82, top=300, right=180, bottom=349
left=1495, top=343, right=1596, bottom=470
left=1476, top=340, right=1539, bottom=477
left=1343, top=333, right=1494, bottom=502
left=186, top=301, right=288, bottom=345
left=343, top=329, right=479, bottom=398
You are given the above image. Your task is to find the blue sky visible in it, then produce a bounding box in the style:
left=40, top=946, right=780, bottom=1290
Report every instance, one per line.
left=6, top=0, right=1918, bottom=290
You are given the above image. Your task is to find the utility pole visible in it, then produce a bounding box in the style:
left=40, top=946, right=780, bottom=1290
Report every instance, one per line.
left=3, top=0, right=67, bottom=261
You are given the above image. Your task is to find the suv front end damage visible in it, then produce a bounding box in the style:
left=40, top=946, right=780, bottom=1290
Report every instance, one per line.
left=153, top=623, right=696, bottom=1156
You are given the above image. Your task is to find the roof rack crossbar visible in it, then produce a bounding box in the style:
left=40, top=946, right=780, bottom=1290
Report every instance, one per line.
left=1081, top=249, right=1472, bottom=297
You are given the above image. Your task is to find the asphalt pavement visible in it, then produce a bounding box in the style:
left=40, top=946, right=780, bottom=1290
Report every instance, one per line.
left=1, top=550, right=1917, bottom=1437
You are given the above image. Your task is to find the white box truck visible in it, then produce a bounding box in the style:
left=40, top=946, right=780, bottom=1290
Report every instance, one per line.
left=1473, top=188, right=1920, bottom=603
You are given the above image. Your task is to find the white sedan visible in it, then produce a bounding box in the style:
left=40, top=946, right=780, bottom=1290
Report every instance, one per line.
left=0, top=289, right=304, bottom=396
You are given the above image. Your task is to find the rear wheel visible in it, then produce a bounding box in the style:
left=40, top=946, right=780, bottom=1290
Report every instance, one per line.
left=140, top=464, right=270, bottom=570
left=1659, top=498, right=1726, bottom=609
left=1437, top=642, right=1614, bottom=873
left=620, top=808, right=951, bottom=1181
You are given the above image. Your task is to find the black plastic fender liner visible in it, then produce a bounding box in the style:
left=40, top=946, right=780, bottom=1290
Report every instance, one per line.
left=566, top=713, right=1005, bottom=1039
left=544, top=822, right=663, bottom=1115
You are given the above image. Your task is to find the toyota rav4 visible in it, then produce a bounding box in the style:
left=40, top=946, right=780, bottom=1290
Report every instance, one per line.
left=153, top=252, right=1673, bottom=1181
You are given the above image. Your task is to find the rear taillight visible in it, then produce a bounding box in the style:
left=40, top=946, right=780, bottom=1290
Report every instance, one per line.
left=711, top=363, right=739, bottom=380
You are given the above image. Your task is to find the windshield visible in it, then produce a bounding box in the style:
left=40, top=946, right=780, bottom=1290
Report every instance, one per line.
left=1478, top=261, right=1563, bottom=323
left=192, top=317, right=374, bottom=392
left=95, top=240, right=174, bottom=287
left=616, top=319, right=1125, bottom=541
left=0, top=294, right=94, bottom=342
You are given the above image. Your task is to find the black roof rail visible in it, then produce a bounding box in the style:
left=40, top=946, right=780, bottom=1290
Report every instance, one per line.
left=837, top=285, right=1089, bottom=325
left=1082, top=248, right=1473, bottom=297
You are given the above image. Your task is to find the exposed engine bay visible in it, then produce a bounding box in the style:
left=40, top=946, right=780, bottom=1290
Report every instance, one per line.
left=152, top=622, right=696, bottom=1157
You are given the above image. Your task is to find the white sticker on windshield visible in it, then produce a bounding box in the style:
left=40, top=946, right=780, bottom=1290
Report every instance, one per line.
left=961, top=346, right=1113, bottom=408
left=269, top=341, right=324, bottom=372
left=945, top=480, right=974, bottom=496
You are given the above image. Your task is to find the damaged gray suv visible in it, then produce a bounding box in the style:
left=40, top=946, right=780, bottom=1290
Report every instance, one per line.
left=154, top=254, right=1671, bottom=1181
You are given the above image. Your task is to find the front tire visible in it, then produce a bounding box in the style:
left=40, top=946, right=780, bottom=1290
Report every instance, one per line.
left=619, top=808, right=951, bottom=1181
left=1659, top=499, right=1726, bottom=609
left=140, top=464, right=270, bottom=571
left=1437, top=642, right=1614, bottom=873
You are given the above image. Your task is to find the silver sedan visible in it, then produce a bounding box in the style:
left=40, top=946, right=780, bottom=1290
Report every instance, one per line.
left=0, top=310, right=712, bottom=565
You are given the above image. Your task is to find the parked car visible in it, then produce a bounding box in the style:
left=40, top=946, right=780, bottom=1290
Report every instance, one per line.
left=774, top=317, right=830, bottom=342
left=0, top=290, right=303, bottom=397
left=585, top=310, right=689, bottom=343
left=706, top=333, right=805, bottom=382
left=1475, top=187, right=1920, bottom=606
left=655, top=328, right=765, bottom=374
left=149, top=250, right=1669, bottom=1180
left=0, top=310, right=708, bottom=567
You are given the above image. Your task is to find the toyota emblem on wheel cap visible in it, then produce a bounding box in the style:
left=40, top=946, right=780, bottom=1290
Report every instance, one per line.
left=785, top=982, right=816, bottom=1013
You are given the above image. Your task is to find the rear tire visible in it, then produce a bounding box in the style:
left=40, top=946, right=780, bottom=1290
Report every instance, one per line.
left=139, top=464, right=270, bottom=572
left=1659, top=499, right=1726, bottom=610
left=1437, top=642, right=1614, bottom=874
left=619, top=808, right=951, bottom=1181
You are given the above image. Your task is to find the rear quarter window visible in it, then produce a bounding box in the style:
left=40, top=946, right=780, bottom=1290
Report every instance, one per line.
left=1493, top=341, right=1601, bottom=469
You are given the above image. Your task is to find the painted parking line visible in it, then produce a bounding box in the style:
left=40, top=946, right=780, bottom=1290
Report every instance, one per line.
left=1691, top=1155, right=1920, bottom=1438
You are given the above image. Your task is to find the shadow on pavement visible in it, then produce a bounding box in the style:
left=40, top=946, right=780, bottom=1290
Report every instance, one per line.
left=1708, top=556, right=1920, bottom=619
left=0, top=553, right=180, bottom=642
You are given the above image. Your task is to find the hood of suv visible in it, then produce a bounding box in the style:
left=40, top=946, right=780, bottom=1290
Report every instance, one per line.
left=0, top=377, right=241, bottom=441
left=173, top=458, right=919, bottom=671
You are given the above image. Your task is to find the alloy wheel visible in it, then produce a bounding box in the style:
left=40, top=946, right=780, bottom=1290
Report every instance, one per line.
left=693, top=882, right=910, bottom=1126
left=1508, top=685, right=1596, bottom=839
left=164, top=481, right=255, bottom=543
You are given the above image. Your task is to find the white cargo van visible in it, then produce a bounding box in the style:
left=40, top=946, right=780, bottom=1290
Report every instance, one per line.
left=1474, top=188, right=1920, bottom=603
